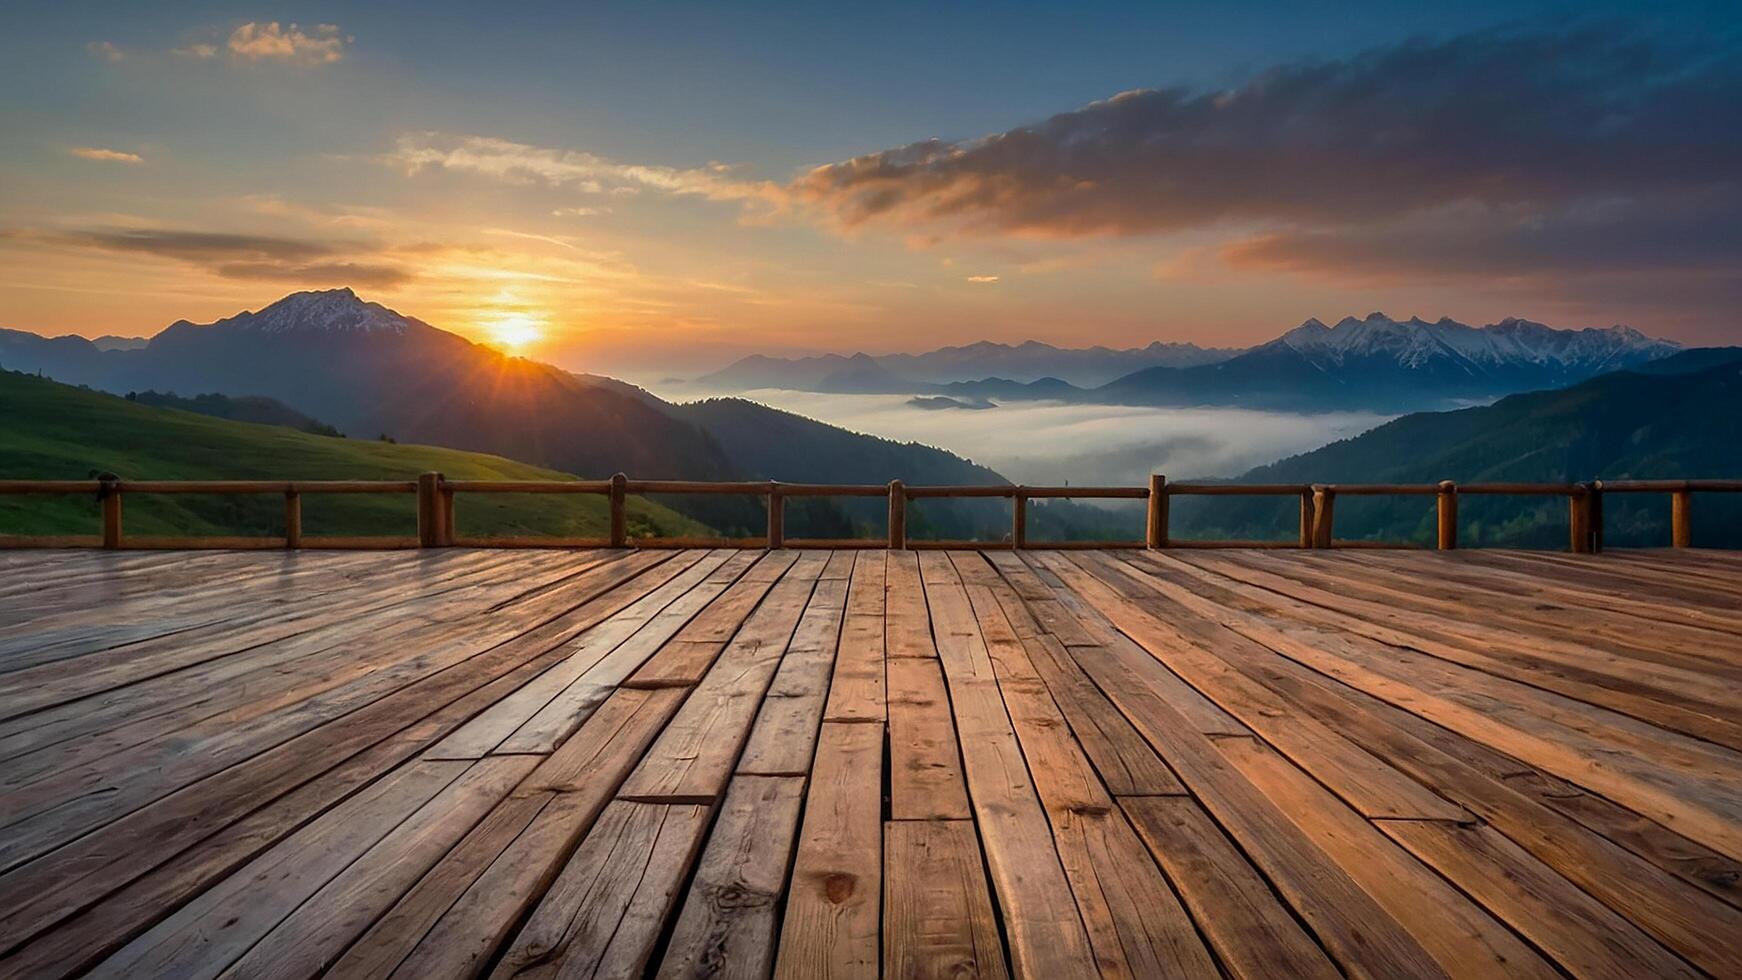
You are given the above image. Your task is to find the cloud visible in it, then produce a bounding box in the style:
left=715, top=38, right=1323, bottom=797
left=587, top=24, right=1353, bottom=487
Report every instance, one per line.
left=552, top=206, right=607, bottom=217
left=19, top=227, right=412, bottom=289
left=68, top=147, right=143, bottom=164
left=173, top=43, right=219, bottom=59
left=965, top=275, right=999, bottom=284
left=226, top=22, right=350, bottom=64
left=789, top=27, right=1739, bottom=238
left=86, top=41, right=125, bottom=62
left=382, top=133, right=779, bottom=208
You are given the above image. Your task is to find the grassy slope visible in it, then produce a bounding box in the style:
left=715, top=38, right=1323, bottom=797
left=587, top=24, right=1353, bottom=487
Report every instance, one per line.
left=0, top=370, right=705, bottom=540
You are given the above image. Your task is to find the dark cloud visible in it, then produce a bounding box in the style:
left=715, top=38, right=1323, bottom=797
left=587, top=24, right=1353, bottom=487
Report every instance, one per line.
left=787, top=24, right=1742, bottom=260
left=24, top=227, right=414, bottom=289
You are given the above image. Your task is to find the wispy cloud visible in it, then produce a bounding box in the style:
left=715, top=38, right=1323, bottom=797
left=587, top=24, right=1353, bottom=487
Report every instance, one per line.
left=7, top=226, right=411, bottom=289
left=86, top=41, right=125, bottom=62
left=172, top=42, right=219, bottom=60
left=382, top=133, right=779, bottom=208
left=225, top=22, right=351, bottom=64
left=965, top=275, right=999, bottom=284
left=68, top=147, right=144, bottom=164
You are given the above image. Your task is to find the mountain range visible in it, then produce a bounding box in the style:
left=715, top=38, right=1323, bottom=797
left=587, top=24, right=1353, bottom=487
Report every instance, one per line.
left=0, top=288, right=1113, bottom=540
left=696, top=339, right=1237, bottom=389
left=1170, top=347, right=1742, bottom=547
left=694, top=314, right=1680, bottom=413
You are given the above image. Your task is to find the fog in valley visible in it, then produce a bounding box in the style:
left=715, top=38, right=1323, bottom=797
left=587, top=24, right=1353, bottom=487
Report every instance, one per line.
left=657, top=386, right=1392, bottom=487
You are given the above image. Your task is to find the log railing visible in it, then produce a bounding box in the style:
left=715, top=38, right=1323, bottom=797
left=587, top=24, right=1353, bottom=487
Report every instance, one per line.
left=1, top=474, right=1738, bottom=551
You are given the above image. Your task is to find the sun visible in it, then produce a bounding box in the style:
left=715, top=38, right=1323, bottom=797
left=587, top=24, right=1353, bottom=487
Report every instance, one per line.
left=484, top=312, right=545, bottom=352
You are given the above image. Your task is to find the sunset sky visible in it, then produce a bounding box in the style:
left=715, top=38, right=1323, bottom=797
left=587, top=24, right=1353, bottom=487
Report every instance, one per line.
left=2, top=1, right=1737, bottom=378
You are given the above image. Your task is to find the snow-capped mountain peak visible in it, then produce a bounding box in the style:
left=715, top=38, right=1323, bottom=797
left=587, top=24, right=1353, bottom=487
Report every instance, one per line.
left=1280, top=312, right=1677, bottom=372
left=222, top=287, right=414, bottom=336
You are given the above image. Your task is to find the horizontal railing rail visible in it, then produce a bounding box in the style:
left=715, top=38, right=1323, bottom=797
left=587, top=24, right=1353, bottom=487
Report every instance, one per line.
left=0, top=474, right=1736, bottom=551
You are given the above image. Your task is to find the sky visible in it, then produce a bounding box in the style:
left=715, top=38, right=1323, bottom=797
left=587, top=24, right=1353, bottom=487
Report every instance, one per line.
left=1, top=1, right=1738, bottom=379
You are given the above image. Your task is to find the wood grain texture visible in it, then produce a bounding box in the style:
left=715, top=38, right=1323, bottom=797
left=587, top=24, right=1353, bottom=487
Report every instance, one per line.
left=1, top=547, right=1737, bottom=980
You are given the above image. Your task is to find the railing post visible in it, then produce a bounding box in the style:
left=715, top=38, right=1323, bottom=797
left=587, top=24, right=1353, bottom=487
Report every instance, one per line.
left=416, top=472, right=442, bottom=547
left=284, top=490, right=302, bottom=549
left=439, top=479, right=455, bottom=546
left=1590, top=480, right=1604, bottom=553
left=1436, top=481, right=1458, bottom=550
left=99, top=476, right=122, bottom=549
left=887, top=479, right=906, bottom=550
left=1310, top=485, right=1335, bottom=549
left=766, top=481, right=785, bottom=549
left=609, top=473, right=628, bottom=548
left=1012, top=488, right=1027, bottom=549
left=1672, top=486, right=1692, bottom=548
left=1569, top=484, right=1592, bottom=553
left=1297, top=489, right=1313, bottom=549
left=1147, top=474, right=1169, bottom=549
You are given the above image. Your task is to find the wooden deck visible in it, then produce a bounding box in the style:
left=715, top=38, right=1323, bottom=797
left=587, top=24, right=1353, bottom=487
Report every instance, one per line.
left=1, top=548, right=1739, bottom=979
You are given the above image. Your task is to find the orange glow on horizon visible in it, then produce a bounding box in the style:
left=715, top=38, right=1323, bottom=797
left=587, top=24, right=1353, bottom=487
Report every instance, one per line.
left=482, top=311, right=547, bottom=352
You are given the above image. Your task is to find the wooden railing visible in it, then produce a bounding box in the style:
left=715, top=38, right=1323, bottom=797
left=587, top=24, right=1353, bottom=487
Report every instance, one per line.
left=1, top=474, right=1738, bottom=551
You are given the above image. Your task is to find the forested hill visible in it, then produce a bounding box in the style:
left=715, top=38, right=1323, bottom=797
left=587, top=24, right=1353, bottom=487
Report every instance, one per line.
left=1171, top=349, right=1742, bottom=548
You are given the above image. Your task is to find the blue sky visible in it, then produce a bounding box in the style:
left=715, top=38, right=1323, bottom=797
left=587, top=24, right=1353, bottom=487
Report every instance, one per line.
left=2, top=1, right=1736, bottom=375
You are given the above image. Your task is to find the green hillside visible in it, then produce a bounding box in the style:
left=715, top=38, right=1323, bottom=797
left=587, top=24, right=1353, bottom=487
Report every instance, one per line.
left=0, top=370, right=706, bottom=541
left=1171, top=352, right=1742, bottom=548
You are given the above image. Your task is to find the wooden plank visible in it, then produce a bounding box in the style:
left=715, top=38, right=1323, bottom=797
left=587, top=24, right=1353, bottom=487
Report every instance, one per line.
left=1214, top=734, right=1558, bottom=978
left=886, top=658, right=971, bottom=820
left=423, top=550, right=712, bottom=758
left=774, top=722, right=883, bottom=980
left=493, top=550, right=755, bottom=754
left=736, top=579, right=848, bottom=776
left=1019, top=635, right=1185, bottom=797
left=391, top=686, right=689, bottom=977
left=1166, top=553, right=1742, bottom=863
left=1121, top=796, right=1339, bottom=980
left=958, top=571, right=1218, bottom=978
left=883, top=820, right=1009, bottom=980
left=1046, top=551, right=1473, bottom=822
left=87, top=759, right=471, bottom=979
left=916, top=553, right=1100, bottom=979
left=616, top=555, right=826, bottom=803
left=0, top=554, right=659, bottom=869
left=1165, top=550, right=1742, bottom=750
left=329, top=791, right=552, bottom=979
left=657, top=775, right=807, bottom=980
left=1007, top=566, right=1455, bottom=976
left=0, top=557, right=653, bottom=961
left=217, top=755, right=536, bottom=978
left=491, top=801, right=713, bottom=979
left=626, top=550, right=810, bottom=687
left=1377, top=820, right=1699, bottom=979
left=884, top=550, right=936, bottom=657
left=822, top=550, right=886, bottom=723
left=0, top=608, right=606, bottom=977
left=1101, top=552, right=1742, bottom=974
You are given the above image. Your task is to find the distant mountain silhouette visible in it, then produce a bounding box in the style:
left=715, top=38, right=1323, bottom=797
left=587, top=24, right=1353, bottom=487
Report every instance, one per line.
left=0, top=288, right=1051, bottom=539
left=691, top=313, right=1679, bottom=413
left=695, top=339, right=1235, bottom=389
left=1171, top=348, right=1742, bottom=547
